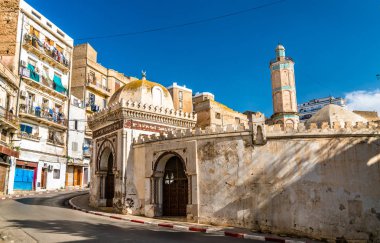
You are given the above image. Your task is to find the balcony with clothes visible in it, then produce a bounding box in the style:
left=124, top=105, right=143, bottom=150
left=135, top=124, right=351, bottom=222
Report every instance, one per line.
left=86, top=73, right=111, bottom=97
left=22, top=33, right=70, bottom=73
left=0, top=106, right=19, bottom=131
left=18, top=102, right=67, bottom=130
left=19, top=65, right=67, bottom=100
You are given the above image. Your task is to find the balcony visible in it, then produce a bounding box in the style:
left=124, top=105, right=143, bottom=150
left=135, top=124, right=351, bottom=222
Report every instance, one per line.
left=17, top=132, right=40, bottom=141
left=19, top=105, right=67, bottom=130
left=23, top=34, right=70, bottom=73
left=20, top=67, right=67, bottom=100
left=0, top=107, right=19, bottom=131
left=86, top=78, right=111, bottom=97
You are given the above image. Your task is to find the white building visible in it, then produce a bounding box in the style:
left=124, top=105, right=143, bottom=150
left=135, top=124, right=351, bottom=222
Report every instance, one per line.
left=298, top=96, right=345, bottom=121
left=66, top=96, right=90, bottom=188
left=11, top=0, right=73, bottom=192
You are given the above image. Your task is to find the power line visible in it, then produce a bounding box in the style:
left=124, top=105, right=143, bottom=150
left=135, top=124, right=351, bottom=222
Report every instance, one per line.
left=77, top=0, right=286, bottom=41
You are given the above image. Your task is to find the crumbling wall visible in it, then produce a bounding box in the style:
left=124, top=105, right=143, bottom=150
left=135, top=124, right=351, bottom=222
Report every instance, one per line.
left=196, top=135, right=380, bottom=241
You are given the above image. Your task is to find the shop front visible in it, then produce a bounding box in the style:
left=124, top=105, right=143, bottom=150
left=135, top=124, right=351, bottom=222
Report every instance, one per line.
left=66, top=159, right=88, bottom=187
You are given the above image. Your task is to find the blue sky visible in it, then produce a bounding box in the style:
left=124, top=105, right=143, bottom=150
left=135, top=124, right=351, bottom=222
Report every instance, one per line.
left=27, top=0, right=380, bottom=115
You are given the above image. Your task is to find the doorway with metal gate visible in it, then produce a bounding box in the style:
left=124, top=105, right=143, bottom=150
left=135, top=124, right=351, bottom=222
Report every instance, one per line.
left=162, top=156, right=188, bottom=216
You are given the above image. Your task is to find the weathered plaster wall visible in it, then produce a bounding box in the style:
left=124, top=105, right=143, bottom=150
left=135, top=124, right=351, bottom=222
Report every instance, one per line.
left=196, top=135, right=380, bottom=241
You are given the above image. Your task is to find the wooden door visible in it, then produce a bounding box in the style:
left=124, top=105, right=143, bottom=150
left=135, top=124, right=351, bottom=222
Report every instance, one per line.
left=163, top=157, right=188, bottom=216
left=0, top=165, right=7, bottom=193
left=73, top=167, right=78, bottom=186
left=41, top=168, right=47, bottom=189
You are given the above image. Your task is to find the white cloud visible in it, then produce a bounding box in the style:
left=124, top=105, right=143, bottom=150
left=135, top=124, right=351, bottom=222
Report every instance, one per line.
left=345, top=89, right=380, bottom=113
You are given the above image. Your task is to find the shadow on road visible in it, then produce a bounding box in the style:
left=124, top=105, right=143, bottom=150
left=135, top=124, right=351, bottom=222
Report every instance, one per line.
left=7, top=219, right=249, bottom=242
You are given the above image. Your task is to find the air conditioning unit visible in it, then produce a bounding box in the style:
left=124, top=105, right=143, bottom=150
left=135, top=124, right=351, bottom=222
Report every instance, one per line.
left=48, top=165, right=53, bottom=171
left=20, top=90, right=27, bottom=97
left=20, top=60, right=27, bottom=67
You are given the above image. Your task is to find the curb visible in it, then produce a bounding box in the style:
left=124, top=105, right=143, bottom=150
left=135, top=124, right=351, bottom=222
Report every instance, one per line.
left=68, top=196, right=306, bottom=243
left=0, top=188, right=88, bottom=201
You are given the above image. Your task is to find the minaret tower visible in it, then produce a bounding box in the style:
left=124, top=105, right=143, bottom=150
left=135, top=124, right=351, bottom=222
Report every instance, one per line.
left=269, top=44, right=299, bottom=128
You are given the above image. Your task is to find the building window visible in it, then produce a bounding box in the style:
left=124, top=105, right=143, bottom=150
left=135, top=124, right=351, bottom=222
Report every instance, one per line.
left=235, top=117, right=240, bottom=124
left=20, top=124, right=33, bottom=134
left=31, top=11, right=41, bottom=20
left=102, top=77, right=107, bottom=90
left=53, top=169, right=60, bottom=179
left=74, top=120, right=78, bottom=130
left=57, top=30, right=65, bottom=38
left=179, top=101, right=183, bottom=110
left=115, top=80, right=121, bottom=91
left=103, top=99, right=107, bottom=109
left=29, top=26, right=40, bottom=38
left=178, top=91, right=183, bottom=101
left=88, top=71, right=95, bottom=83
left=72, top=142, right=78, bottom=151
left=215, top=112, right=221, bottom=119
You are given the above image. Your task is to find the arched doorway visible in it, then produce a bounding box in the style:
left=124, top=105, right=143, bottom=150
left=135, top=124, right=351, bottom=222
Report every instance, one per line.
left=99, top=147, right=115, bottom=207
left=105, top=153, right=114, bottom=207
left=162, top=156, right=188, bottom=216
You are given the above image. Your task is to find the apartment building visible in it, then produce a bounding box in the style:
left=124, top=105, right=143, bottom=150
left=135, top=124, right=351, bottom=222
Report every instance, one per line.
left=167, top=82, right=193, bottom=113
left=298, top=96, right=345, bottom=121
left=0, top=62, right=19, bottom=195
left=71, top=43, right=135, bottom=160
left=2, top=0, right=74, bottom=192
left=66, top=96, right=89, bottom=188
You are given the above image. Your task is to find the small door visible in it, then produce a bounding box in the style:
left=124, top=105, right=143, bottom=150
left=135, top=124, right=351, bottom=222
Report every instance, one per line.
left=41, top=168, right=47, bottom=189
left=14, top=168, right=34, bottom=190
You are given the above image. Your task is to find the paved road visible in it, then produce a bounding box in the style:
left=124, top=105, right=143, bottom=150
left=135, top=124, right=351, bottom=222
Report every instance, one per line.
left=0, top=191, right=253, bottom=242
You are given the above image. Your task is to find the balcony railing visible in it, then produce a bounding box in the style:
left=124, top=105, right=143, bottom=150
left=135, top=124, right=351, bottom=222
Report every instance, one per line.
left=19, top=105, right=67, bottom=127
left=86, top=77, right=111, bottom=95
left=18, top=132, right=40, bottom=141
left=0, top=106, right=19, bottom=128
left=23, top=34, right=70, bottom=72
left=20, top=67, right=67, bottom=96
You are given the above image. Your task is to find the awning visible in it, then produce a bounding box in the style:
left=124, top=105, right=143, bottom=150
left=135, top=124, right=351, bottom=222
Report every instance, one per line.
left=53, top=75, right=66, bottom=94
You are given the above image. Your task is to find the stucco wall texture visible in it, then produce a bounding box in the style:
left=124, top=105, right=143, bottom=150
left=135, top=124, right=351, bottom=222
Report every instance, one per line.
left=196, top=135, right=380, bottom=241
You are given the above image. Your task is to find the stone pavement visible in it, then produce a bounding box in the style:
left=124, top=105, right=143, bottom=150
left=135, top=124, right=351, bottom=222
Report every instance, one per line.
left=70, top=194, right=319, bottom=243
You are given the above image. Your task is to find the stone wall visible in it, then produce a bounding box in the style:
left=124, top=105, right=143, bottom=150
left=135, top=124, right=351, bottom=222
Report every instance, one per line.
left=134, top=122, right=380, bottom=241
left=0, top=0, right=20, bottom=70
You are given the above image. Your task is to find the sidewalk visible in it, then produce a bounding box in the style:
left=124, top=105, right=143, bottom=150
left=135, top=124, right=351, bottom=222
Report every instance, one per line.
left=0, top=187, right=88, bottom=201
left=70, top=194, right=318, bottom=243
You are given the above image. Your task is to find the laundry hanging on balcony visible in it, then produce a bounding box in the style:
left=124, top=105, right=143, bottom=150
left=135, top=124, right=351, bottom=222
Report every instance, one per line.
left=53, top=74, right=66, bottom=94
left=27, top=64, right=40, bottom=82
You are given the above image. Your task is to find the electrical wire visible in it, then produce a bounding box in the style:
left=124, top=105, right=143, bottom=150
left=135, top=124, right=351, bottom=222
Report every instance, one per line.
left=76, top=0, right=286, bottom=41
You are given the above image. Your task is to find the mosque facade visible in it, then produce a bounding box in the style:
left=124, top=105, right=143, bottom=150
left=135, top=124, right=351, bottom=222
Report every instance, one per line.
left=88, top=45, right=380, bottom=241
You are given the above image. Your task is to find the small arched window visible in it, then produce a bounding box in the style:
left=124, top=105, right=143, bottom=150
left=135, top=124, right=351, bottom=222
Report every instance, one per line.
left=152, top=86, right=163, bottom=106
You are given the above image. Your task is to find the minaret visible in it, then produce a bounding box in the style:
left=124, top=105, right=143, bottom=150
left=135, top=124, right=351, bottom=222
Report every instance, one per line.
left=269, top=44, right=299, bottom=128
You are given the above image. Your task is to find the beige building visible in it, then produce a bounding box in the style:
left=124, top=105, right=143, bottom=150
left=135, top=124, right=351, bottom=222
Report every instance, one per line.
left=167, top=82, right=193, bottom=113
left=269, top=44, right=299, bottom=128
left=71, top=43, right=137, bottom=161
left=193, top=92, right=248, bottom=128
